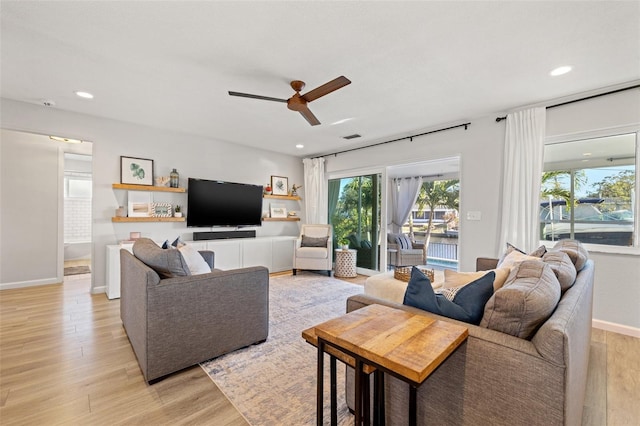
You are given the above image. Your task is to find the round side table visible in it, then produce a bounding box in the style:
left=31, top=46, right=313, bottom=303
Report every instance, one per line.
left=334, top=249, right=357, bottom=278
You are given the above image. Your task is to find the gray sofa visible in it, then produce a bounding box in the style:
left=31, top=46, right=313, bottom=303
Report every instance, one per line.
left=346, top=256, right=594, bottom=425
left=120, top=248, right=269, bottom=383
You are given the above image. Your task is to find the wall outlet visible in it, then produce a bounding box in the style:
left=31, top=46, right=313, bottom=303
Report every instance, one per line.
left=466, top=211, right=482, bottom=221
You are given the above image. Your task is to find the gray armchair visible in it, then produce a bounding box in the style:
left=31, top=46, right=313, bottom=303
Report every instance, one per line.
left=120, top=239, right=269, bottom=383
left=387, top=232, right=426, bottom=267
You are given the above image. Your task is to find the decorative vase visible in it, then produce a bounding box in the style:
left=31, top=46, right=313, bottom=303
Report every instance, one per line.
left=170, top=168, right=179, bottom=188
left=174, top=212, right=183, bottom=218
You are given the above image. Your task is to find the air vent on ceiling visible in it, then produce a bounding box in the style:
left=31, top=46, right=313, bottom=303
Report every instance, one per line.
left=343, top=134, right=361, bottom=140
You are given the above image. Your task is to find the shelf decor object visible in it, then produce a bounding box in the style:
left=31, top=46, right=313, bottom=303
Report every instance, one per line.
left=270, top=203, right=287, bottom=218
left=128, top=191, right=152, bottom=217
left=271, top=175, right=288, bottom=196
left=121, top=156, right=154, bottom=186
left=151, top=202, right=172, bottom=217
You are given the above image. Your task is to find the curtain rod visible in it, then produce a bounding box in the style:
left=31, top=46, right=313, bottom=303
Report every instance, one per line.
left=495, top=84, right=640, bottom=123
left=311, top=122, right=470, bottom=159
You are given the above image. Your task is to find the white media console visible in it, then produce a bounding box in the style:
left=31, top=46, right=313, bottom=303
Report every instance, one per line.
left=105, top=235, right=297, bottom=299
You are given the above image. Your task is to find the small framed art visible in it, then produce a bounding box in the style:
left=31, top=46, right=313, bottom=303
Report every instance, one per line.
left=270, top=203, right=287, bottom=218
left=121, top=156, right=154, bottom=186
left=271, top=176, right=288, bottom=196
left=151, top=202, right=172, bottom=217
left=128, top=191, right=152, bottom=217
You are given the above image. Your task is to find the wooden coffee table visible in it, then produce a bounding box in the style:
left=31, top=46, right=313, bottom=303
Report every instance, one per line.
left=310, top=304, right=468, bottom=426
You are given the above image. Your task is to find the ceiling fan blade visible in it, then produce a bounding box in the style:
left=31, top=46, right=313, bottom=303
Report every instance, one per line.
left=301, top=76, right=351, bottom=102
left=298, top=106, right=321, bottom=126
left=228, top=91, right=288, bottom=103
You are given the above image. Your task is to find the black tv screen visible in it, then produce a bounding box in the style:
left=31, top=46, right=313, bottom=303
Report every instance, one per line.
left=187, top=178, right=263, bottom=228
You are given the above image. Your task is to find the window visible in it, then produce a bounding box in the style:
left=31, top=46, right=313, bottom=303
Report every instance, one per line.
left=541, top=133, right=637, bottom=247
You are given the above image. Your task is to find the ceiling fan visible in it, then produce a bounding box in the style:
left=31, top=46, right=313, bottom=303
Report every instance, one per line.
left=228, top=76, right=351, bottom=126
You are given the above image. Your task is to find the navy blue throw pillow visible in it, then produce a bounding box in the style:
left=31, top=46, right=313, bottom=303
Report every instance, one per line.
left=403, top=267, right=495, bottom=325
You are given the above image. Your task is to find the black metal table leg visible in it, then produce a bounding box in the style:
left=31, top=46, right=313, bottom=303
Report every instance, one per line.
left=355, top=358, right=362, bottom=425
left=330, top=356, right=337, bottom=426
left=409, top=385, right=417, bottom=426
left=374, top=370, right=385, bottom=425
left=363, top=369, right=370, bottom=425
left=317, top=340, right=324, bottom=426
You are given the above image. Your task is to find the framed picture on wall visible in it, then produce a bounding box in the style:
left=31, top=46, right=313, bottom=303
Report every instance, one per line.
left=121, top=156, right=154, bottom=186
left=151, top=202, right=172, bottom=217
left=271, top=175, right=288, bottom=196
left=270, top=203, right=287, bottom=218
left=128, top=191, right=152, bottom=217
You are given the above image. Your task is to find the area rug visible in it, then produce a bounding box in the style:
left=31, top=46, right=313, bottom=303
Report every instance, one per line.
left=63, top=265, right=91, bottom=276
left=200, top=273, right=364, bottom=425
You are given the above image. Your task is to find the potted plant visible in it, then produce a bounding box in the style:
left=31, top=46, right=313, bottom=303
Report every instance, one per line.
left=174, top=205, right=182, bottom=218
left=340, top=238, right=350, bottom=250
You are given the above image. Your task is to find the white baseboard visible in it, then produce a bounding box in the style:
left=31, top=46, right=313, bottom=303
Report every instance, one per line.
left=592, top=319, right=640, bottom=338
left=0, top=277, right=62, bottom=291
left=91, top=285, right=106, bottom=295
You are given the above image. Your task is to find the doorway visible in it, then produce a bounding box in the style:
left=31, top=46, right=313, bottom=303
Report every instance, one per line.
left=63, top=153, right=93, bottom=277
left=328, top=173, right=382, bottom=272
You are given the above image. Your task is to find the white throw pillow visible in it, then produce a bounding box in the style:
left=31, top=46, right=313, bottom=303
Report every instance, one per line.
left=178, top=244, right=212, bottom=275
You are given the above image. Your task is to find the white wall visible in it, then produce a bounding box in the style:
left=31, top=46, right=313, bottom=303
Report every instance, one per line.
left=1, top=129, right=61, bottom=285
left=325, top=86, right=640, bottom=331
left=0, top=98, right=304, bottom=293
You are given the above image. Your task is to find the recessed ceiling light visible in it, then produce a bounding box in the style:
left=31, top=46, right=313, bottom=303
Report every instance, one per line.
left=296, top=144, right=304, bottom=149
left=75, top=91, right=94, bottom=99
left=50, top=135, right=83, bottom=144
left=583, top=152, right=592, bottom=156
left=550, top=66, right=572, bottom=77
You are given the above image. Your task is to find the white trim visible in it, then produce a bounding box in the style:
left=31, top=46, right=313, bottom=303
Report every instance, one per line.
left=0, top=277, right=62, bottom=291
left=91, top=285, right=106, bottom=295
left=592, top=319, right=640, bottom=338
left=545, top=124, right=640, bottom=145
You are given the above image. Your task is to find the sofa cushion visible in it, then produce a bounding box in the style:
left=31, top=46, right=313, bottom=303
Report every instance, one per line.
left=553, top=239, right=589, bottom=271
left=443, top=268, right=511, bottom=292
left=404, top=267, right=495, bottom=325
left=542, top=250, right=577, bottom=292
left=178, top=244, right=212, bottom=275
left=301, top=235, right=329, bottom=247
left=481, top=260, right=561, bottom=339
left=497, top=250, right=542, bottom=269
left=132, top=238, right=190, bottom=278
left=361, top=240, right=372, bottom=249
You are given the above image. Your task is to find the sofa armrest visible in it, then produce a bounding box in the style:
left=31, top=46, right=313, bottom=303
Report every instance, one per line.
left=412, top=241, right=425, bottom=250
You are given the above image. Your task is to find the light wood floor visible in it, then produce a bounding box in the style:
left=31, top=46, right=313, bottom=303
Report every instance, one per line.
left=0, top=273, right=638, bottom=425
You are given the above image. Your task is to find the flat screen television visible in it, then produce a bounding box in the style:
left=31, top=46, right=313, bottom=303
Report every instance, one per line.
left=187, top=178, right=263, bottom=228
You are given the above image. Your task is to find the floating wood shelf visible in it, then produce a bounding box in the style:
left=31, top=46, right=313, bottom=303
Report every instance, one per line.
left=112, top=217, right=186, bottom=223
left=263, top=194, right=301, bottom=201
left=262, top=217, right=301, bottom=222
left=112, top=183, right=186, bottom=193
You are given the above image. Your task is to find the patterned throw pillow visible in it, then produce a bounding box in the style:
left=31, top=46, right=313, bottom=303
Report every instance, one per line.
left=395, top=234, right=413, bottom=250
left=404, top=267, right=495, bottom=325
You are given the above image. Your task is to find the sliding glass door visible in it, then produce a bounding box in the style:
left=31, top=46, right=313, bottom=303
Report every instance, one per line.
left=328, top=174, right=381, bottom=271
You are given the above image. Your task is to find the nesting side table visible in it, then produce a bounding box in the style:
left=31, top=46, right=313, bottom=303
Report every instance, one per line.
left=334, top=249, right=357, bottom=278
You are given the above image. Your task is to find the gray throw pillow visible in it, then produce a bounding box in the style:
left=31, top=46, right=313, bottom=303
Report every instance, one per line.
left=542, top=250, right=577, bottom=292
left=301, top=235, right=329, bottom=247
left=481, top=260, right=561, bottom=339
left=132, top=238, right=190, bottom=278
left=553, top=239, right=589, bottom=272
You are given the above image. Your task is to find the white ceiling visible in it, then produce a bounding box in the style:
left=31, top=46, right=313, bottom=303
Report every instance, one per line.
left=1, top=1, right=639, bottom=158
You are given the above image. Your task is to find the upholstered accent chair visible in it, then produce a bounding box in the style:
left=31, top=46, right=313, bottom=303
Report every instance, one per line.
left=293, top=224, right=333, bottom=276
left=387, top=232, right=426, bottom=267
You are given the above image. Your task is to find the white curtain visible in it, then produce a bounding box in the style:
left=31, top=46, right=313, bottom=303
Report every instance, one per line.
left=303, top=157, right=326, bottom=224
left=389, top=177, right=423, bottom=233
left=498, top=107, right=546, bottom=253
